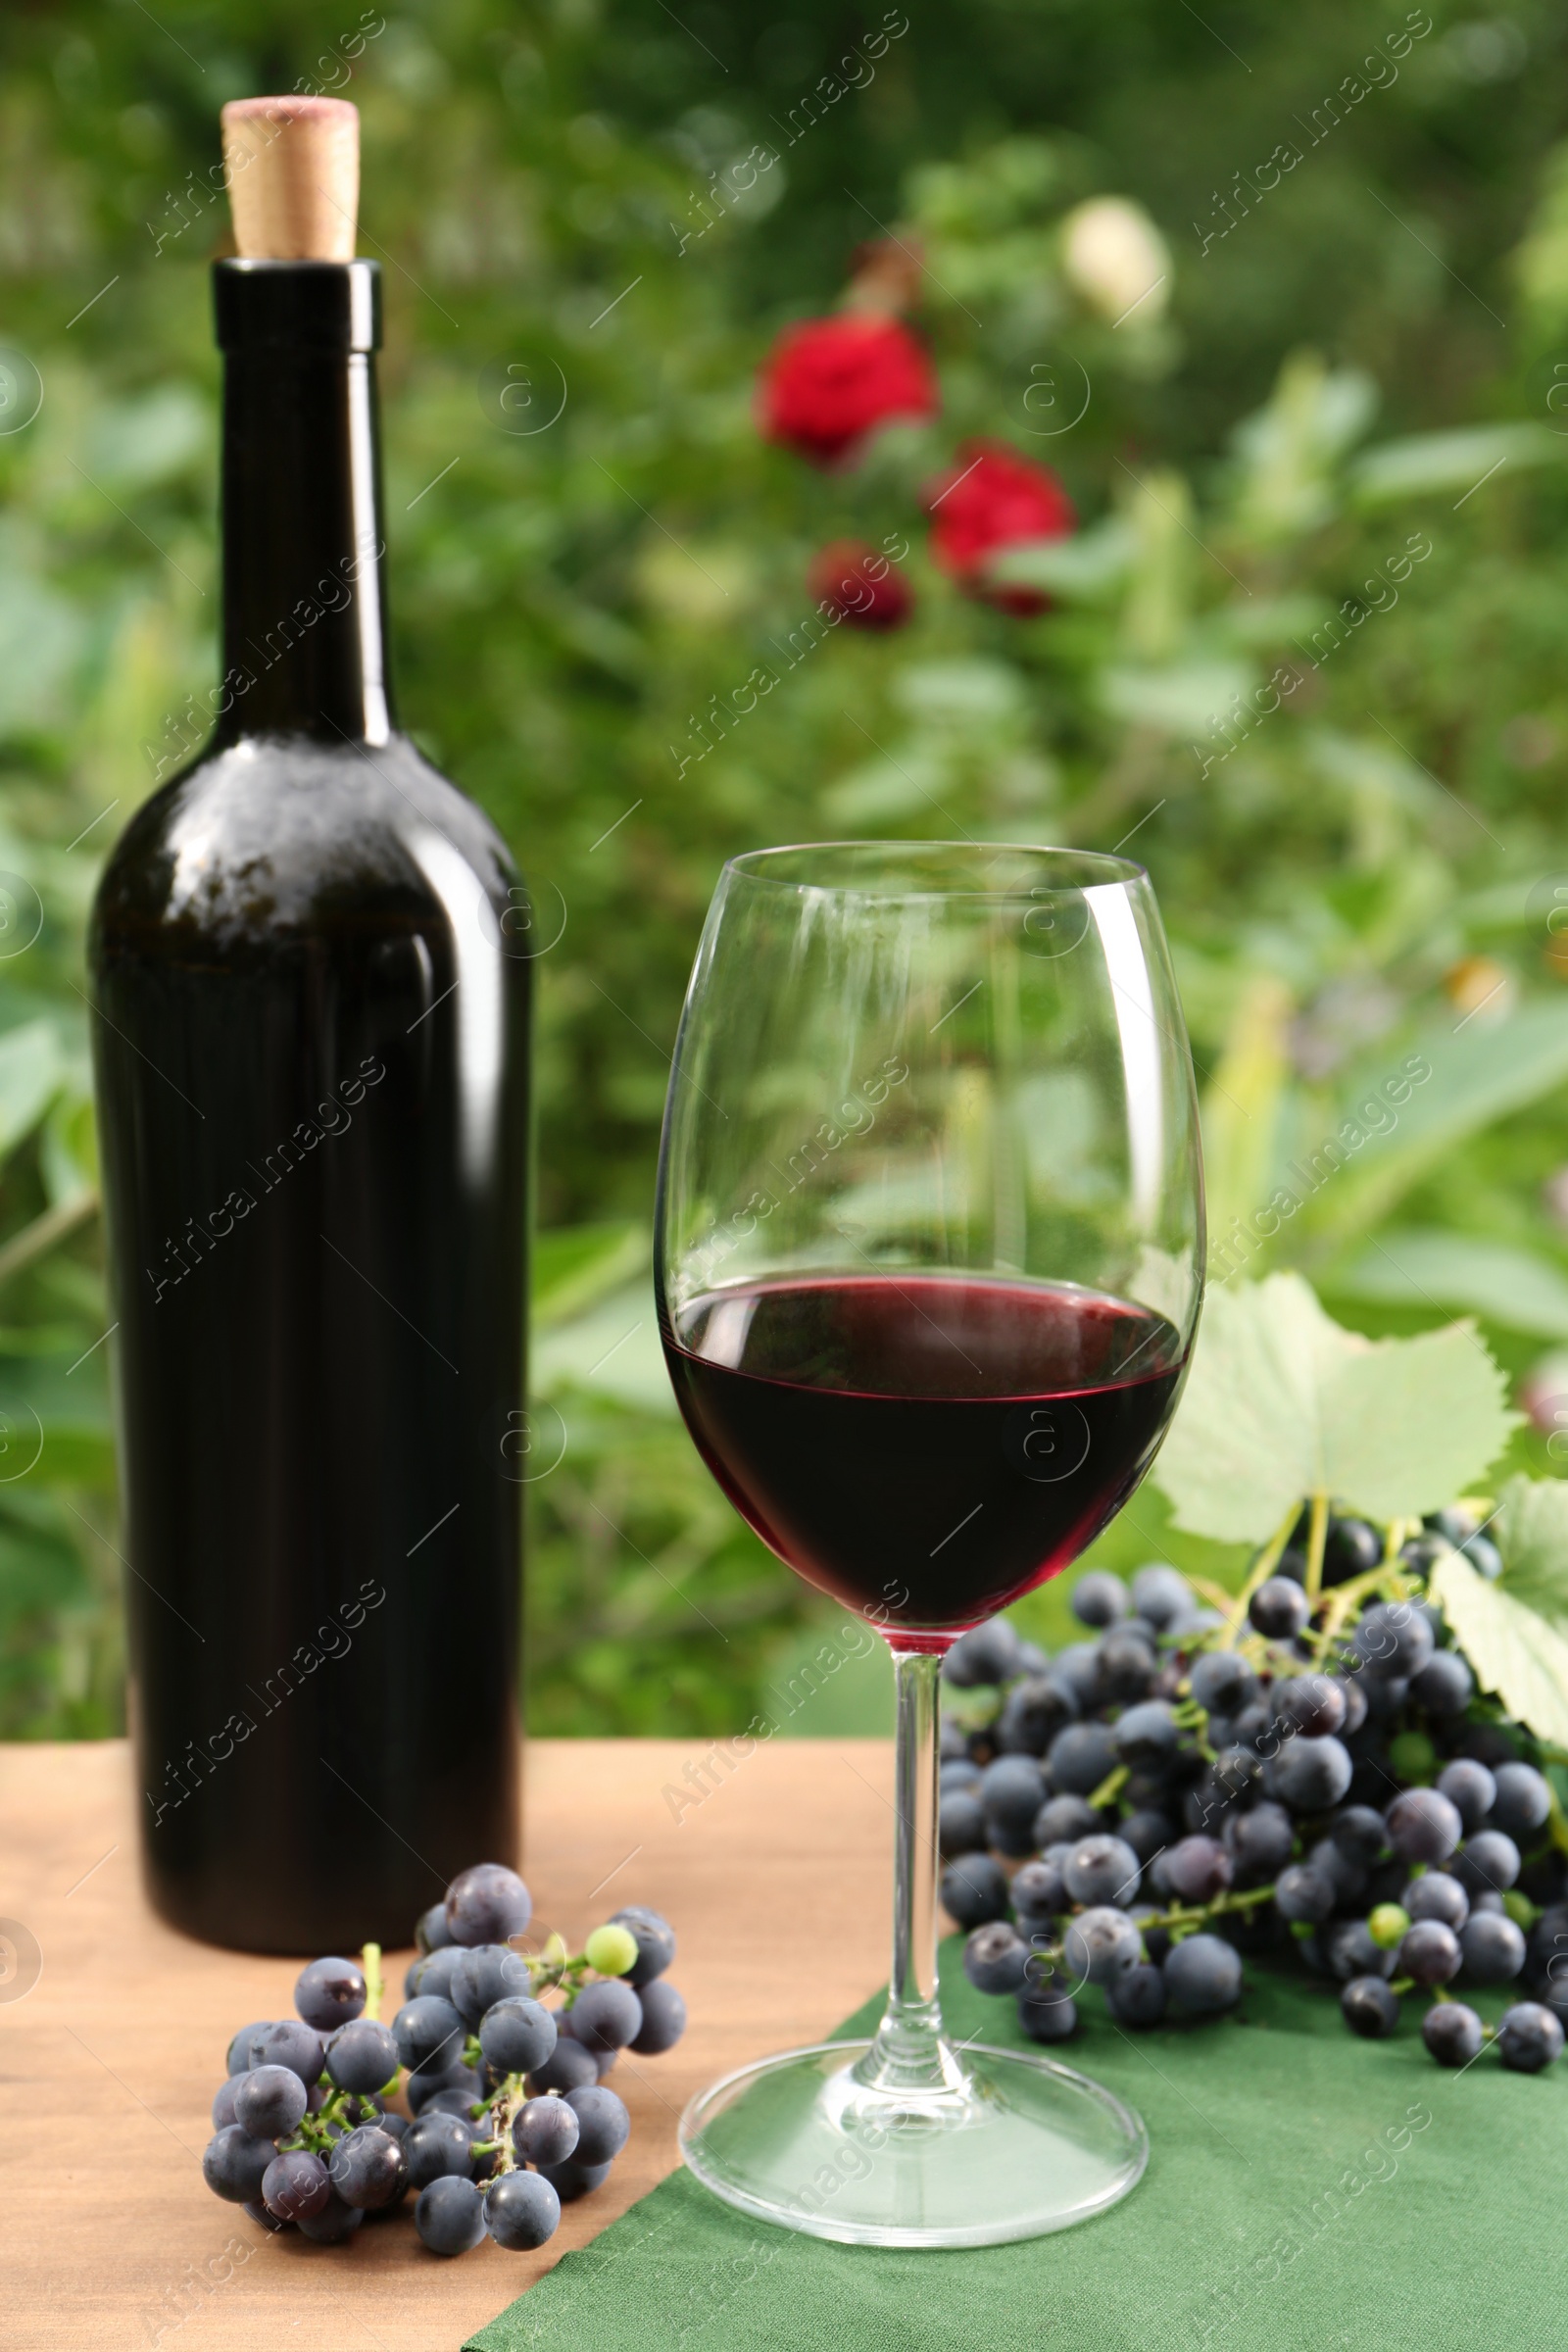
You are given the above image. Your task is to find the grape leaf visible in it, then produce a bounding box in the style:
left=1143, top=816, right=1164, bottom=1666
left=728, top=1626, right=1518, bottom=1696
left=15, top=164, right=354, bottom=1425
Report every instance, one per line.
left=1152, top=1271, right=1517, bottom=1543
left=1429, top=1478, right=1568, bottom=1747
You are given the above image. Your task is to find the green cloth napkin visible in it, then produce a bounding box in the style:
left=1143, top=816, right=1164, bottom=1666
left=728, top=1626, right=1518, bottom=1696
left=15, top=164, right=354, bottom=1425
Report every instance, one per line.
left=467, top=1942, right=1564, bottom=2352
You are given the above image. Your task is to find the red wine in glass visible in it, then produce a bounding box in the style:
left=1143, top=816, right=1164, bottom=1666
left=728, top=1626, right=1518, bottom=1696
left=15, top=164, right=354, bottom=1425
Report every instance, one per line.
left=659, top=844, right=1202, bottom=2246
left=663, top=1274, right=1185, bottom=1639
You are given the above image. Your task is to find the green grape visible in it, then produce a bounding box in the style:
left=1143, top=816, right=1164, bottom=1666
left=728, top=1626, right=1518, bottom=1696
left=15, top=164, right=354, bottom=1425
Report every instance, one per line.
left=583, top=1924, right=640, bottom=1979
left=1368, top=1903, right=1411, bottom=1950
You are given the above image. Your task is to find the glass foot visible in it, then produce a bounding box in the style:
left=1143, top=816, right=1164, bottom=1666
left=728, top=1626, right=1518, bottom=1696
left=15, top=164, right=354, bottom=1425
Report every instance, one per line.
left=679, top=2036, right=1148, bottom=2249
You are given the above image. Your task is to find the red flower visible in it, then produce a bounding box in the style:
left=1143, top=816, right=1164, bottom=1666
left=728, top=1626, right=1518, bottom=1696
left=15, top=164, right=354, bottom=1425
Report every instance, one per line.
left=924, top=440, right=1075, bottom=613
left=808, top=539, right=913, bottom=631
left=759, top=314, right=938, bottom=468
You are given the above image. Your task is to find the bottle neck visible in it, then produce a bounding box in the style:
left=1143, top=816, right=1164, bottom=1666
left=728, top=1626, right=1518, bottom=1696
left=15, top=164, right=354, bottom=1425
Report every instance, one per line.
left=214, top=260, right=394, bottom=747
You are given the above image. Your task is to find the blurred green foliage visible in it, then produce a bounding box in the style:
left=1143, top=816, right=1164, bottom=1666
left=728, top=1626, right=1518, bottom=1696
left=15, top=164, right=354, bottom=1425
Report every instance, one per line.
left=5, top=0, right=1568, bottom=1740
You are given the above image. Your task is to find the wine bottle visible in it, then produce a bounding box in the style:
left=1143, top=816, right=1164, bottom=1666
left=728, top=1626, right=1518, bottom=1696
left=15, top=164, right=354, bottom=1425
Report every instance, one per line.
left=88, top=97, right=529, bottom=1953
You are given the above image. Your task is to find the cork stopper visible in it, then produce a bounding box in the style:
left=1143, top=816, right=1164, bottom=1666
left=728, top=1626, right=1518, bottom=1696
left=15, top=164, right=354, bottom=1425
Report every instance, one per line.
left=221, top=96, right=359, bottom=262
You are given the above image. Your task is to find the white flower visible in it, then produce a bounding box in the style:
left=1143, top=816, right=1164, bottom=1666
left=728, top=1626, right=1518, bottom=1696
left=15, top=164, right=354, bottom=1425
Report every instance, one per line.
left=1060, top=197, right=1170, bottom=325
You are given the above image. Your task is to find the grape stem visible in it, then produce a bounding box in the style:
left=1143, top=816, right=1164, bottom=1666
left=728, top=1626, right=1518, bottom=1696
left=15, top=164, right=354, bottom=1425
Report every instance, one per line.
left=1301, top=1492, right=1329, bottom=1602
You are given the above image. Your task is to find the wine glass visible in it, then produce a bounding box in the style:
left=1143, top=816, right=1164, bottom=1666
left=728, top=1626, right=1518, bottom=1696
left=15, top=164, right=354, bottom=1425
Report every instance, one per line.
left=656, top=842, right=1203, bottom=2249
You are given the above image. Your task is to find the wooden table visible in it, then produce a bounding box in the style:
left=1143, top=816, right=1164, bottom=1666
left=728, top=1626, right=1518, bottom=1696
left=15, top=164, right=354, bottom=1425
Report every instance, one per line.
left=0, top=1738, right=894, bottom=2352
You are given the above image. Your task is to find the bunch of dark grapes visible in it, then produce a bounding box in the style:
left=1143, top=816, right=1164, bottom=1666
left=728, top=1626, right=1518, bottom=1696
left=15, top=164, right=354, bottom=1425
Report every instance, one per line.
left=940, top=1511, right=1568, bottom=2078
left=203, top=1862, right=686, bottom=2254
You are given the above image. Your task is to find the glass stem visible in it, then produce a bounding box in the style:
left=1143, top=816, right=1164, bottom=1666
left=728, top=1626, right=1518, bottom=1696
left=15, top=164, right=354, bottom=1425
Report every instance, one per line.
left=855, top=1643, right=969, bottom=2096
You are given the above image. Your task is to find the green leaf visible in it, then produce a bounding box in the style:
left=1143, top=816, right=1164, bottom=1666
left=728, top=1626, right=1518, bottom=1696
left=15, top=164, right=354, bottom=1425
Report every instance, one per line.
left=1333, top=1228, right=1568, bottom=1338
left=0, top=1020, right=66, bottom=1160
left=1429, top=1477, right=1568, bottom=1745
left=987, top=520, right=1135, bottom=599
left=1348, top=422, right=1564, bottom=506
left=1291, top=1003, right=1568, bottom=1249
left=1154, top=1271, right=1518, bottom=1543
left=532, top=1222, right=650, bottom=1331
left=1099, top=659, right=1252, bottom=734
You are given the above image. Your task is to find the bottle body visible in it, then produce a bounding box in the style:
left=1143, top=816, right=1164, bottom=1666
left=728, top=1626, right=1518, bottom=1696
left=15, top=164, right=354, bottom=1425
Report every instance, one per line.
left=88, top=261, right=529, bottom=1952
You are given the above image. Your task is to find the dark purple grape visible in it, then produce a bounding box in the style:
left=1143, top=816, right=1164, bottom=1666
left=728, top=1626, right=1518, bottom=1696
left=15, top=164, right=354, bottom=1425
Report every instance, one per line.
left=1436, top=1760, right=1496, bottom=1833
left=324, top=2018, right=400, bottom=2098
left=568, top=1981, right=643, bottom=2056
left=293, top=1957, right=367, bottom=2034
left=943, top=1618, right=1023, bottom=1687
left=1407, top=1649, right=1472, bottom=1716
left=993, top=1676, right=1077, bottom=1757
left=1385, top=1788, right=1462, bottom=1865
left=1266, top=1736, right=1352, bottom=1813
left=1324, top=1920, right=1394, bottom=1982
left=1352, top=1601, right=1434, bottom=1679
left=1162, top=1836, right=1232, bottom=1905
left=963, top=1921, right=1031, bottom=1995
left=451, top=1943, right=533, bottom=2028
left=416, top=1901, right=454, bottom=1955
left=980, top=1755, right=1047, bottom=1852
left=513, top=2094, right=579, bottom=2169
left=478, top=1996, right=557, bottom=2078
left=1046, top=1723, right=1119, bottom=1796
left=242, top=2199, right=290, bottom=2235
left=1010, top=1855, right=1067, bottom=1924
left=1405, top=1871, right=1469, bottom=1931
left=1063, top=1906, right=1142, bottom=1987
left=538, top=2158, right=614, bottom=2201
left=1274, top=1676, right=1347, bottom=1738
left=1190, top=1651, right=1257, bottom=1718
left=443, top=1863, right=532, bottom=1950
left=261, top=2154, right=331, bottom=2220
left=1330, top=1806, right=1389, bottom=1867
left=1064, top=1835, right=1142, bottom=1908
left=1341, top=1976, right=1399, bottom=2037
left=525, top=2038, right=599, bottom=2097
left=1130, top=1564, right=1192, bottom=1628
left=1275, top=1864, right=1335, bottom=1925
left=1250, top=1578, right=1310, bottom=1640
left=1398, top=1919, right=1461, bottom=1986
left=1106, top=1961, right=1167, bottom=2027
left=609, top=1905, right=676, bottom=1988
left=415, top=2174, right=486, bottom=2253
left=328, top=2125, right=408, bottom=2211
left=224, top=2021, right=272, bottom=2075
left=941, top=1852, right=1010, bottom=1930
left=1015, top=1982, right=1079, bottom=2042
left=1489, top=1763, right=1551, bottom=1840
left=392, top=1996, right=466, bottom=2074
left=1113, top=1700, right=1179, bottom=1768
left=1422, top=2001, right=1484, bottom=2066
left=1453, top=1829, right=1522, bottom=1896
left=1121, top=1810, right=1177, bottom=1868
left=1034, top=1793, right=1100, bottom=1846
left=1323, top=1517, right=1382, bottom=1587
left=1224, top=1800, right=1294, bottom=1886
left=298, top=2188, right=365, bottom=2243
left=564, top=2084, right=629, bottom=2166
left=203, top=2127, right=274, bottom=2204
left=232, top=2064, right=307, bottom=2140
left=1071, top=1570, right=1126, bottom=1627
left=1459, top=1912, right=1526, bottom=1984
left=1162, top=1934, right=1243, bottom=2015
left=212, top=2075, right=246, bottom=2131
left=938, top=1789, right=986, bottom=1859
left=629, top=1979, right=686, bottom=2056
left=406, top=2059, right=483, bottom=2115
left=484, top=2169, right=561, bottom=2251
left=405, top=2114, right=474, bottom=2190
left=1496, top=2000, right=1564, bottom=2073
